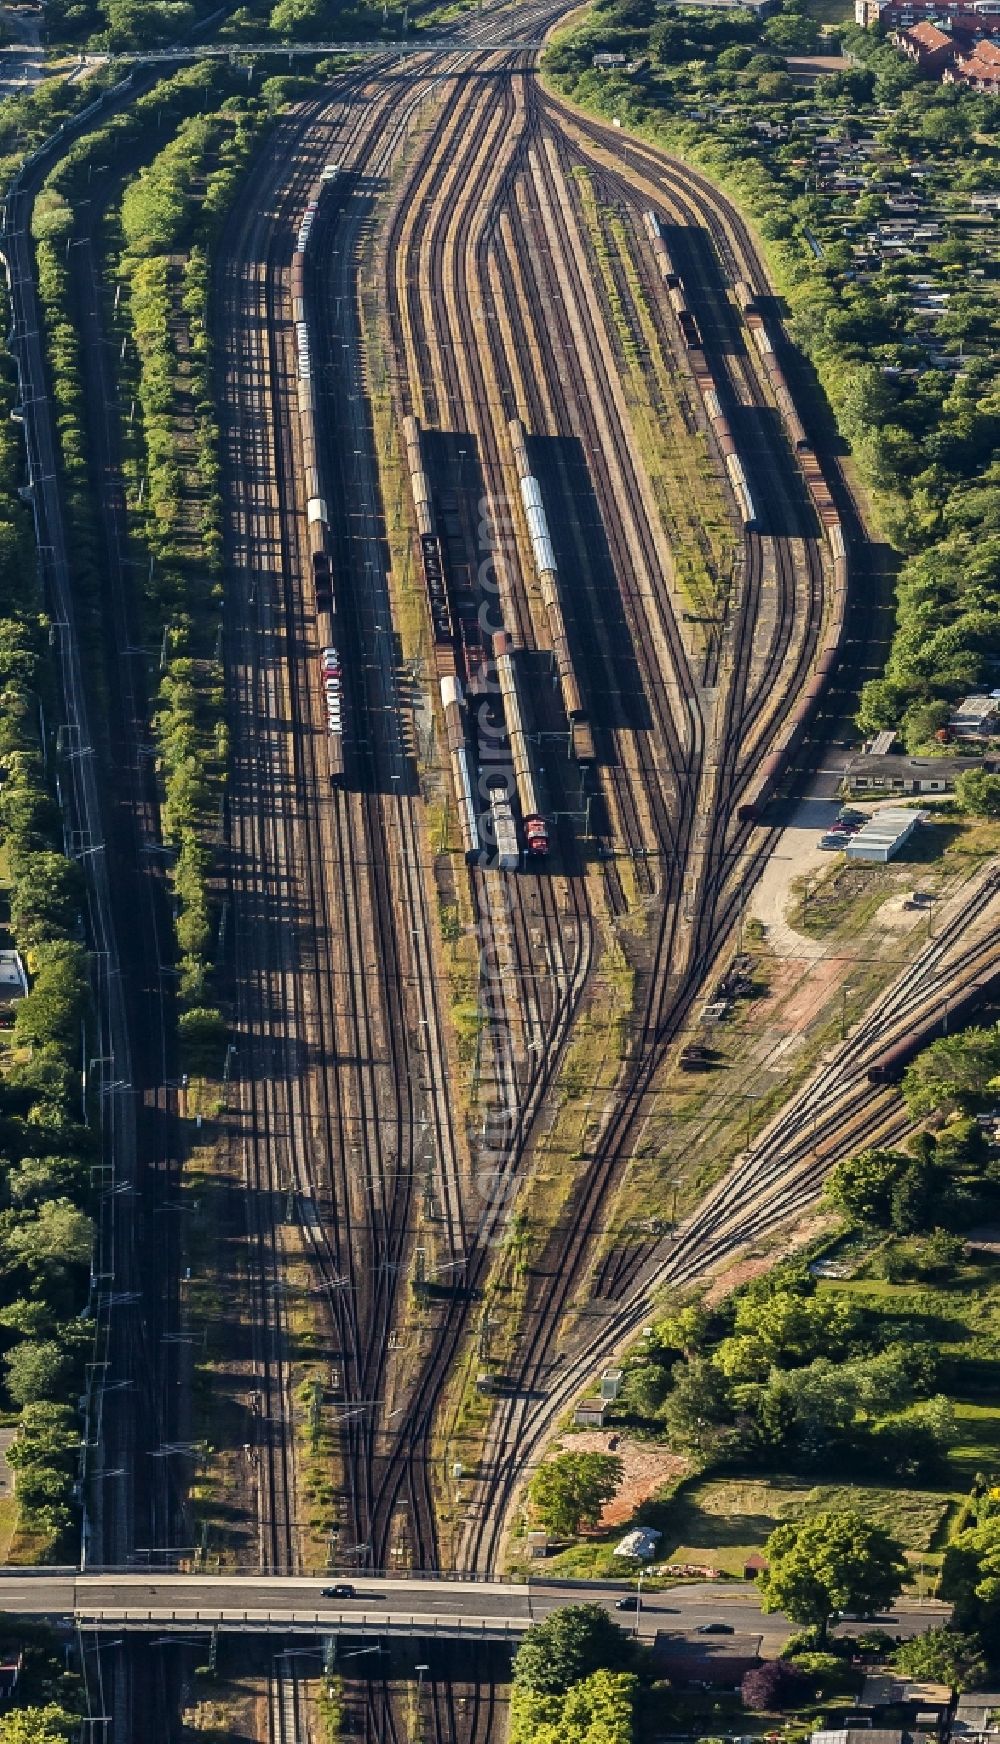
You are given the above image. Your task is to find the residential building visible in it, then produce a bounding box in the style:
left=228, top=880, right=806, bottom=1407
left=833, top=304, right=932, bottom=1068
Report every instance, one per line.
left=892, top=19, right=956, bottom=64
left=856, top=0, right=1000, bottom=35
left=946, top=38, right=1000, bottom=83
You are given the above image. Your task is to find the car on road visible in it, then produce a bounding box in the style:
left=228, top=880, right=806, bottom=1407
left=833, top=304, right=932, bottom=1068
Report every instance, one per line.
left=695, top=1622, right=733, bottom=1634
left=615, top=1595, right=639, bottom=1611
left=322, top=1584, right=356, bottom=1599
left=819, top=835, right=846, bottom=850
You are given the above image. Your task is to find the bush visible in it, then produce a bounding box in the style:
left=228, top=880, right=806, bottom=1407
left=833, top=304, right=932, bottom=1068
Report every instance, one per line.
left=741, top=1659, right=803, bottom=1710
left=178, top=1005, right=227, bottom=1075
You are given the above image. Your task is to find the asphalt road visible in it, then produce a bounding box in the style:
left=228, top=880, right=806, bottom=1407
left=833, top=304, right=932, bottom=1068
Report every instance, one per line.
left=0, top=1572, right=950, bottom=1644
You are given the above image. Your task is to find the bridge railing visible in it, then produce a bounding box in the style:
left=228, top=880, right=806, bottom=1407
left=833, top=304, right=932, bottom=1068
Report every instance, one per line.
left=75, top=1609, right=530, bottom=1636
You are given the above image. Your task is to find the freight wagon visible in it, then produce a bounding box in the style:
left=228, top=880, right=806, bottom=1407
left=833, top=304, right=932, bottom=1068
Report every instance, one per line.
left=867, top=976, right=999, bottom=1084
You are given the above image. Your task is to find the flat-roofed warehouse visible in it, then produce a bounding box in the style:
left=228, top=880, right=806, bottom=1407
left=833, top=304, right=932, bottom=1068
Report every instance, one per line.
left=845, top=806, right=922, bottom=863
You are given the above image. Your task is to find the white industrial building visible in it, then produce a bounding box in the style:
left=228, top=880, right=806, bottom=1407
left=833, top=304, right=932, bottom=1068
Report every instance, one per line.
left=845, top=807, right=922, bottom=862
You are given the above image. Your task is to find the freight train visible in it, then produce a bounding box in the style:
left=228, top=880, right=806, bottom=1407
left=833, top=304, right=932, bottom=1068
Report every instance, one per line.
left=867, top=974, right=999, bottom=1084
left=508, top=419, right=596, bottom=766
left=494, top=631, right=550, bottom=857
left=291, top=164, right=344, bottom=786
left=731, top=281, right=850, bottom=823
left=643, top=211, right=756, bottom=528
left=401, top=414, right=480, bottom=859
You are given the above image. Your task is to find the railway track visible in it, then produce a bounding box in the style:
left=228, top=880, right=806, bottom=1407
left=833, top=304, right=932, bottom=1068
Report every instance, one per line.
left=21, top=9, right=995, bottom=1739
left=365, top=53, right=851, bottom=1574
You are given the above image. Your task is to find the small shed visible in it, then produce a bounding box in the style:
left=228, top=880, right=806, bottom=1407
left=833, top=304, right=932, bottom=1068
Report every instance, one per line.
left=845, top=806, right=921, bottom=863
left=812, top=1730, right=908, bottom=1744
left=600, top=1369, right=624, bottom=1401
left=950, top=696, right=1000, bottom=738
left=863, top=1675, right=953, bottom=1716
left=743, top=1551, right=769, bottom=1580
left=574, top=1399, right=607, bottom=1429
left=952, top=1694, right=1000, bottom=1741
left=525, top=1530, right=549, bottom=1561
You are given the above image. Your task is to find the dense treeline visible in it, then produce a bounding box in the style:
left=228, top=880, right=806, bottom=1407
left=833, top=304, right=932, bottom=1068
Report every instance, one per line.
left=0, top=311, right=96, bottom=1559
left=545, top=0, right=1000, bottom=756
left=31, top=67, right=297, bottom=1048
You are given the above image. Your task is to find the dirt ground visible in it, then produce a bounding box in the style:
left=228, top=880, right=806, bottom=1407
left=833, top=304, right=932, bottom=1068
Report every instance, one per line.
left=700, top=1210, right=836, bottom=1306
left=553, top=1431, right=688, bottom=1526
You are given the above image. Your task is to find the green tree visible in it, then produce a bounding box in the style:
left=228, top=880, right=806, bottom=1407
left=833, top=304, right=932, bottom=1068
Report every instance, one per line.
left=510, top=1669, right=639, bottom=1744
left=8, top=851, right=83, bottom=948
left=0, top=1199, right=94, bottom=1285
left=943, top=1504, right=1000, bottom=1626
left=619, top=1362, right=670, bottom=1418
left=662, top=1356, right=733, bottom=1451
left=0, top=1707, right=77, bottom=1743
left=178, top=1004, right=227, bottom=1074
left=4, top=1339, right=72, bottom=1406
left=513, top=1606, right=632, bottom=1697
left=758, top=1511, right=906, bottom=1642
left=12, top=941, right=89, bottom=1054
left=893, top=1627, right=987, bottom=1690
left=956, top=769, right=1000, bottom=819
left=528, top=1453, right=623, bottom=1538
left=716, top=1290, right=862, bottom=1379
left=903, top=1027, right=1000, bottom=1116
left=824, top=1148, right=909, bottom=1227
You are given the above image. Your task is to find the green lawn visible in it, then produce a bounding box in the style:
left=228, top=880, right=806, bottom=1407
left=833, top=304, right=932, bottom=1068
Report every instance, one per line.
left=653, top=1477, right=951, bottom=1578
left=802, top=0, right=853, bottom=21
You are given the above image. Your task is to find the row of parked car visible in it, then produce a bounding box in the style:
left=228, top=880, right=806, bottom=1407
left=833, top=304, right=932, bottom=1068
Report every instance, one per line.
left=819, top=806, right=866, bottom=851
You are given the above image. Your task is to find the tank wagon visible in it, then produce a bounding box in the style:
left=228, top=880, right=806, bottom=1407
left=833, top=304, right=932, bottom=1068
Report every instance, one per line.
left=730, top=282, right=850, bottom=823
left=643, top=211, right=755, bottom=528
left=291, top=163, right=344, bottom=785
left=494, top=631, right=550, bottom=857
left=507, top=418, right=595, bottom=765
left=401, top=413, right=479, bottom=859
left=867, top=975, right=999, bottom=1084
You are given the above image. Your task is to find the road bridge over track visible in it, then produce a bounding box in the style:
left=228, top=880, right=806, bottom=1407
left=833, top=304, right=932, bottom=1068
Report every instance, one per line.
left=80, top=38, right=544, bottom=64
left=0, top=1572, right=949, bottom=1643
